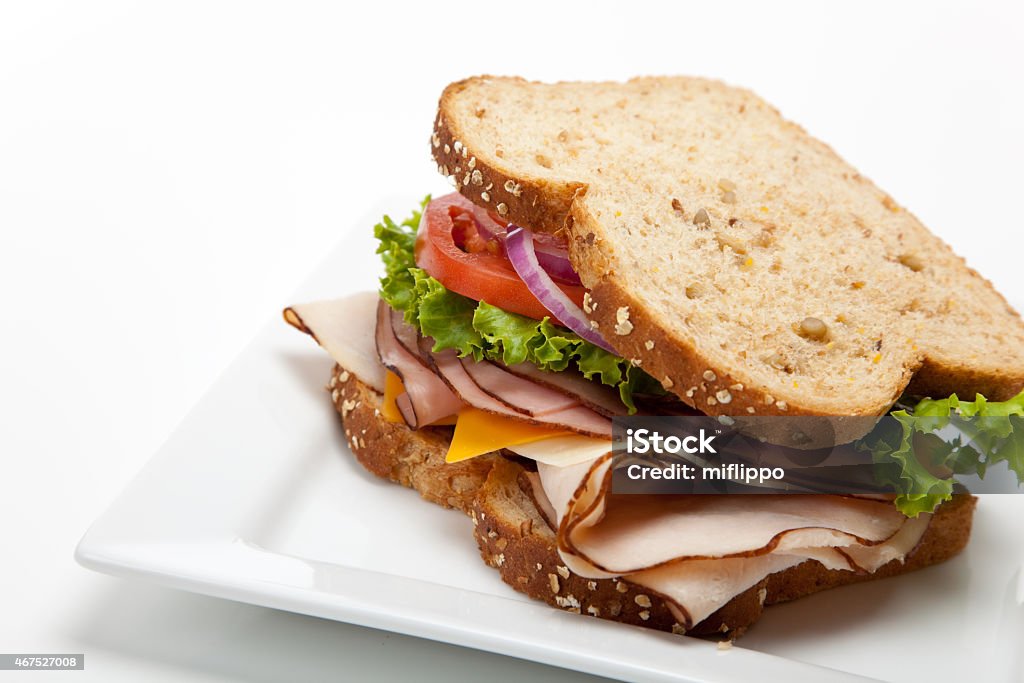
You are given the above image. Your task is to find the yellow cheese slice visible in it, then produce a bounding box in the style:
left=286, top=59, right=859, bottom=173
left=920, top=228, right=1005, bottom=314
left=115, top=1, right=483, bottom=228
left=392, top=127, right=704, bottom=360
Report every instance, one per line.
left=446, top=408, right=571, bottom=463
left=381, top=370, right=405, bottom=423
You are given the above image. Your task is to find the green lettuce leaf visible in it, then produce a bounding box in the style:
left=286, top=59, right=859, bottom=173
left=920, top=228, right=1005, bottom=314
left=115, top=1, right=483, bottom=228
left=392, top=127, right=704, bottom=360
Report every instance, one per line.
left=375, top=198, right=424, bottom=317
left=374, top=199, right=662, bottom=413
left=858, top=390, right=1024, bottom=516
left=411, top=269, right=483, bottom=359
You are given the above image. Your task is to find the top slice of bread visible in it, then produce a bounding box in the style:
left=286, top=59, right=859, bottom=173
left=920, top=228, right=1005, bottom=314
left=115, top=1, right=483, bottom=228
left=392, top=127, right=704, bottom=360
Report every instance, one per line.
left=432, top=76, right=1024, bottom=418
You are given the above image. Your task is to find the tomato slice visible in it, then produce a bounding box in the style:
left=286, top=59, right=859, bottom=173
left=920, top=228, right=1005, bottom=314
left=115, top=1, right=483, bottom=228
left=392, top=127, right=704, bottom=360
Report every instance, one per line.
left=414, top=193, right=586, bottom=321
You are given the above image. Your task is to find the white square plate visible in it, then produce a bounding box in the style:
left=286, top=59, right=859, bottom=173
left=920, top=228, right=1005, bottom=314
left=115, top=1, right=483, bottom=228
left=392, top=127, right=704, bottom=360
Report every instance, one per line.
left=77, top=199, right=1024, bottom=683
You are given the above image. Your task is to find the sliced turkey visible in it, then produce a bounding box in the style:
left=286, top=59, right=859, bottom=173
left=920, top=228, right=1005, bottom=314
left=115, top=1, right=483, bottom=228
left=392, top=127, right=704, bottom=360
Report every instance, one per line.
left=533, top=452, right=932, bottom=628
left=460, top=359, right=580, bottom=417
left=503, top=362, right=628, bottom=417
left=374, top=300, right=462, bottom=429
left=422, top=342, right=613, bottom=438
left=284, top=292, right=385, bottom=392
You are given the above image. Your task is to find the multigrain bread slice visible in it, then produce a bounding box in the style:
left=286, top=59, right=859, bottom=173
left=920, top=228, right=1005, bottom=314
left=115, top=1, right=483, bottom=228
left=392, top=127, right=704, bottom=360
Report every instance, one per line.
left=328, top=364, right=976, bottom=639
left=431, top=76, right=1024, bottom=420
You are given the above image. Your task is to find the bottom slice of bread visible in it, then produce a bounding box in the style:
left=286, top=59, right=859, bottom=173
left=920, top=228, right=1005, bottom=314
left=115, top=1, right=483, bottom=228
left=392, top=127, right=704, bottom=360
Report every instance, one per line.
left=329, top=364, right=976, bottom=639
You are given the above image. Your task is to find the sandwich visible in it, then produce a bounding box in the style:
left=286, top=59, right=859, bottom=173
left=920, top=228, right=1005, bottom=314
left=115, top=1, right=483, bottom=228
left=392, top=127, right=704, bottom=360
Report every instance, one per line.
left=284, top=76, right=1024, bottom=639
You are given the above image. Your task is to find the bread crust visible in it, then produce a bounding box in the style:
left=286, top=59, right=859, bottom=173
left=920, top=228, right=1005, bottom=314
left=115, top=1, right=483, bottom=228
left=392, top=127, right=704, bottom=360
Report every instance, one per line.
left=431, top=75, right=1024, bottom=420
left=329, top=364, right=494, bottom=511
left=433, top=76, right=581, bottom=235
left=330, top=365, right=976, bottom=638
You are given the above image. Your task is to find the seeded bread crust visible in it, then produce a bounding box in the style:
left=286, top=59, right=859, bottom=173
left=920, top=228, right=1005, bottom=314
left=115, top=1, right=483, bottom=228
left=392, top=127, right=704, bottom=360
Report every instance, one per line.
left=431, top=76, right=1024, bottom=423
left=329, top=364, right=494, bottom=511
left=329, top=365, right=976, bottom=638
left=432, top=76, right=578, bottom=236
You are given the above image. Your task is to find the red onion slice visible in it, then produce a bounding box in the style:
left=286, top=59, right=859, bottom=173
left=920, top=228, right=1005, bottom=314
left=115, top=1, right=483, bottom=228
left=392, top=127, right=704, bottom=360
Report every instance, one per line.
left=470, top=208, right=582, bottom=285
left=505, top=226, right=617, bottom=353
left=480, top=209, right=565, bottom=247
left=534, top=246, right=583, bottom=285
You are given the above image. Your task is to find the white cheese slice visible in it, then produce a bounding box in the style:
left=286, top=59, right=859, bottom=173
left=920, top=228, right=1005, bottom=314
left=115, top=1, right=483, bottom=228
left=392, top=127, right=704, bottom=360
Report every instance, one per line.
left=507, top=435, right=611, bottom=468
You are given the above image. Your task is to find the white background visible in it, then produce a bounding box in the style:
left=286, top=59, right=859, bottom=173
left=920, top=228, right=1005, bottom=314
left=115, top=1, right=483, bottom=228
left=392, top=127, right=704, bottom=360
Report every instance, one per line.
left=1, top=1, right=1022, bottom=681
